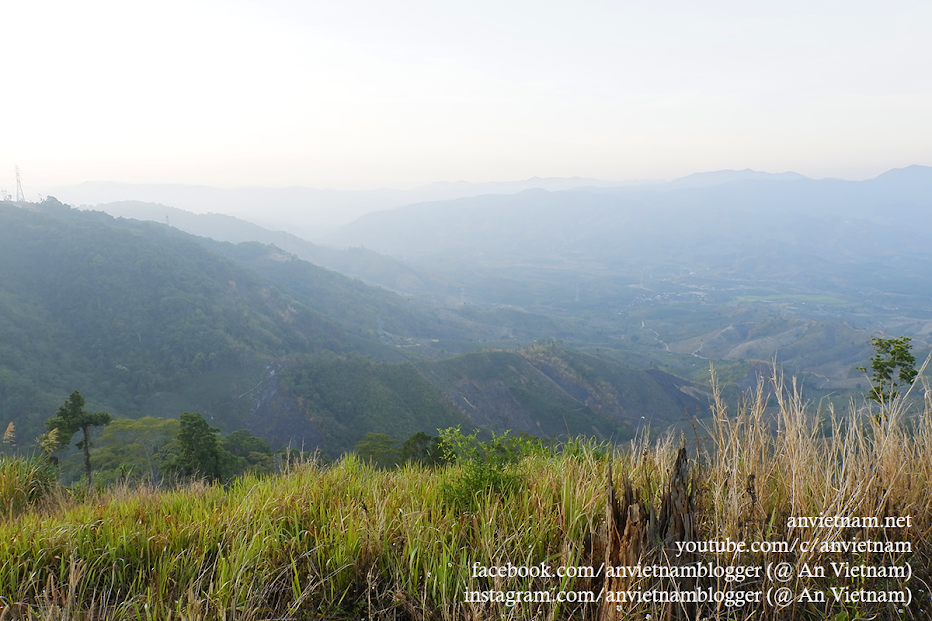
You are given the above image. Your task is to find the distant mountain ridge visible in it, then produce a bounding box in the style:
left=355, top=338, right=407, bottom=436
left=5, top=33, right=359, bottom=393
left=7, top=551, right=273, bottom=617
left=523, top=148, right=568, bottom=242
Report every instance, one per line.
left=665, top=169, right=809, bottom=189
left=323, top=166, right=932, bottom=263
left=36, top=176, right=624, bottom=239
left=36, top=167, right=849, bottom=238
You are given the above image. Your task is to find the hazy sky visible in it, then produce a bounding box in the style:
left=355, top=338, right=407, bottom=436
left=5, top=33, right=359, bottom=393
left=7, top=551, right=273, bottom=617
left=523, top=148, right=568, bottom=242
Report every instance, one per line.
left=4, top=0, right=931, bottom=191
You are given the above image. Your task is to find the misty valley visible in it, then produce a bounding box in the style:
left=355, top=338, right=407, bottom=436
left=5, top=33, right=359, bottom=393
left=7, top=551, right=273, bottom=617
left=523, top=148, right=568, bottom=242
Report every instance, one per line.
left=2, top=167, right=932, bottom=480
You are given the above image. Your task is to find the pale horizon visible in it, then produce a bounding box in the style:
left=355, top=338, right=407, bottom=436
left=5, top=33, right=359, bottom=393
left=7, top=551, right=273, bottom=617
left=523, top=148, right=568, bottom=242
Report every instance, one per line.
left=8, top=165, right=924, bottom=199
left=4, top=0, right=931, bottom=192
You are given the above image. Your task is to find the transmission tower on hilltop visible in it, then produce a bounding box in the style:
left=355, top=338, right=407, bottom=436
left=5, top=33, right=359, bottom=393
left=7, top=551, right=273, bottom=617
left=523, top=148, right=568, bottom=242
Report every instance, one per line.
left=14, top=166, right=25, bottom=202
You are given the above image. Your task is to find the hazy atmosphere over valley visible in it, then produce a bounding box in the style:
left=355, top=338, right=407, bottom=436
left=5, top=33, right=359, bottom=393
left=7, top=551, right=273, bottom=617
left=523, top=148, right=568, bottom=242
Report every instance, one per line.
left=3, top=0, right=932, bottom=458
left=3, top=2, right=932, bottom=619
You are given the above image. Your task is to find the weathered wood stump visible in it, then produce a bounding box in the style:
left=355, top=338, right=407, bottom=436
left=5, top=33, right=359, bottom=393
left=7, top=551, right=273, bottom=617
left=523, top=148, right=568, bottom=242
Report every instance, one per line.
left=599, top=447, right=695, bottom=621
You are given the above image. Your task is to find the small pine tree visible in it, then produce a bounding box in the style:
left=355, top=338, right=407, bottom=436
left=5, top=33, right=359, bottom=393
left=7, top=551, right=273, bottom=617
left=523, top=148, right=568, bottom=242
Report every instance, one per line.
left=45, top=391, right=111, bottom=485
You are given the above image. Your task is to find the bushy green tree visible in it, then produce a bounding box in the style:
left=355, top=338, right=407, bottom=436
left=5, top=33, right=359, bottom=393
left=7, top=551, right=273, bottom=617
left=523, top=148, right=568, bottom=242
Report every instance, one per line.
left=223, top=429, right=273, bottom=474
left=44, top=391, right=111, bottom=484
left=400, top=431, right=447, bottom=467
left=354, top=433, right=399, bottom=469
left=859, top=336, right=918, bottom=404
left=163, top=413, right=238, bottom=482
left=91, top=417, right=180, bottom=484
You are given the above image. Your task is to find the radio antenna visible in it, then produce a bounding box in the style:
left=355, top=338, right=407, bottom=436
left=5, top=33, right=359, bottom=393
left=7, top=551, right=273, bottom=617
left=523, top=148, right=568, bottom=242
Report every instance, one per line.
left=14, top=166, right=25, bottom=202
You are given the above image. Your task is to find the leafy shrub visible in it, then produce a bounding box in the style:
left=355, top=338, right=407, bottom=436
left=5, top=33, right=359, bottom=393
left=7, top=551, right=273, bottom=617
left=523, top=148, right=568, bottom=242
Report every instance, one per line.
left=438, top=427, right=544, bottom=510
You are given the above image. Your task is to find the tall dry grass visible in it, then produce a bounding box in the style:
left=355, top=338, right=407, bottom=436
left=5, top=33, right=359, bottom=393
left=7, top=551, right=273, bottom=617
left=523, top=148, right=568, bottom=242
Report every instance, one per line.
left=691, top=366, right=932, bottom=620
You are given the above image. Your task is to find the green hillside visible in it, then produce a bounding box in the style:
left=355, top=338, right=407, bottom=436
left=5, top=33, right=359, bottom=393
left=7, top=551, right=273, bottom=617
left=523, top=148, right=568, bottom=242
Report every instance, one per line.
left=201, top=239, right=475, bottom=345
left=280, top=353, right=466, bottom=455
left=0, top=199, right=710, bottom=458
left=417, top=345, right=704, bottom=441
left=0, top=200, right=396, bottom=443
left=235, top=343, right=709, bottom=456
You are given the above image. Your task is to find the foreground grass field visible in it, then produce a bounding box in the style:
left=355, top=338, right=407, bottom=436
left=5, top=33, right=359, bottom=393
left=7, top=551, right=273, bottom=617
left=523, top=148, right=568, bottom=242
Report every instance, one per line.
left=2, top=370, right=931, bottom=620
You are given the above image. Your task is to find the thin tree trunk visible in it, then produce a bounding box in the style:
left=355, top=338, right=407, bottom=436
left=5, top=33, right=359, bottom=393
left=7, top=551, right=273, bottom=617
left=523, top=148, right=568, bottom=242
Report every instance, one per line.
left=82, top=425, right=93, bottom=486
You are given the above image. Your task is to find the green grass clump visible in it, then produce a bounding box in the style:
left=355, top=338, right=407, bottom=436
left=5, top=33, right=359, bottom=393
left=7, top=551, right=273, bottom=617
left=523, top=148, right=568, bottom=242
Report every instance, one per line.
left=0, top=447, right=608, bottom=619
left=0, top=456, right=57, bottom=517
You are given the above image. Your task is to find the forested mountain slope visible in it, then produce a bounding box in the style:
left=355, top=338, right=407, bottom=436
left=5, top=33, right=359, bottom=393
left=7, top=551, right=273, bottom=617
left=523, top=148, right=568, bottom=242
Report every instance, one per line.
left=265, top=344, right=704, bottom=455
left=0, top=200, right=367, bottom=442
left=0, top=199, right=708, bottom=455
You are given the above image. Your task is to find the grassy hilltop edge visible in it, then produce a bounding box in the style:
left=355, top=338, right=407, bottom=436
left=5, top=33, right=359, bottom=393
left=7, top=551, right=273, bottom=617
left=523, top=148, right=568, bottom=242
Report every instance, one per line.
left=1, top=374, right=930, bottom=620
